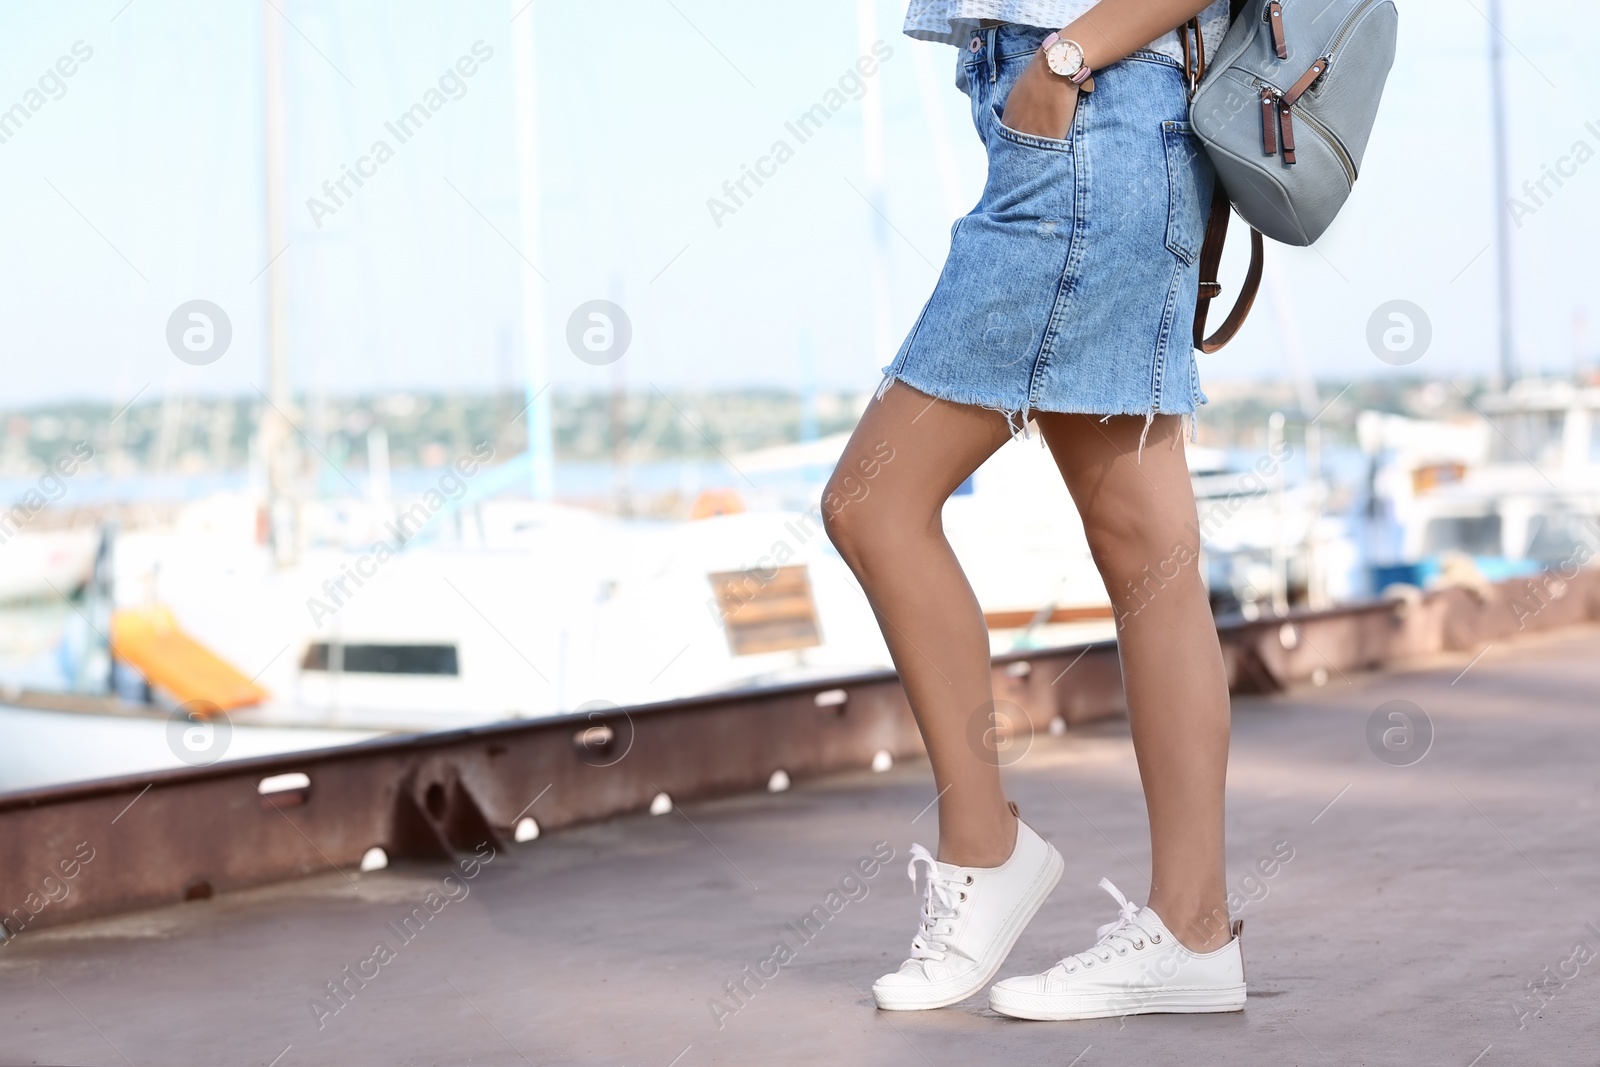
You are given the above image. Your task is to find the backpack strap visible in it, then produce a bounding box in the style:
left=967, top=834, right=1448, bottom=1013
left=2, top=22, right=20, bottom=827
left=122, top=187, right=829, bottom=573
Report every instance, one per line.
left=1180, top=17, right=1207, bottom=95
left=1186, top=3, right=1266, bottom=352
left=1193, top=183, right=1264, bottom=353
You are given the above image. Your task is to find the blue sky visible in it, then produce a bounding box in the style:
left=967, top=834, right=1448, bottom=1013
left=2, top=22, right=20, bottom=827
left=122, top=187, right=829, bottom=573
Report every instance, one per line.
left=0, top=0, right=1597, bottom=409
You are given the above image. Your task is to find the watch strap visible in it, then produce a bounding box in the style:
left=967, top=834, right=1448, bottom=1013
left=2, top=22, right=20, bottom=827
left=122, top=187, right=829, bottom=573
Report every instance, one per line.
left=1041, top=32, right=1093, bottom=89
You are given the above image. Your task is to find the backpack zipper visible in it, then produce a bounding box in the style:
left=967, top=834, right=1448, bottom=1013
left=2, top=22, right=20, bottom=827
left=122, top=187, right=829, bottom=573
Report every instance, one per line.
left=1253, top=0, right=1381, bottom=82
left=1253, top=77, right=1356, bottom=183
left=1323, top=0, right=1382, bottom=70
left=1248, top=0, right=1382, bottom=182
left=1295, top=106, right=1357, bottom=183
left=1259, top=87, right=1279, bottom=156
left=1263, top=1, right=1288, bottom=60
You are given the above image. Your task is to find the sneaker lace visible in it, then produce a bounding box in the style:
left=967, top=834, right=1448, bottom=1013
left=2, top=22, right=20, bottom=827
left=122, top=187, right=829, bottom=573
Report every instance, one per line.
left=1056, top=877, right=1157, bottom=971
left=905, top=844, right=966, bottom=962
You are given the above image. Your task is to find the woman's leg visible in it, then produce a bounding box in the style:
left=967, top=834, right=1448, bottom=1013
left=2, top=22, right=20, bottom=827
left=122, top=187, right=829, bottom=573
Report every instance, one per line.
left=1034, top=411, right=1232, bottom=952
left=822, top=382, right=1018, bottom=868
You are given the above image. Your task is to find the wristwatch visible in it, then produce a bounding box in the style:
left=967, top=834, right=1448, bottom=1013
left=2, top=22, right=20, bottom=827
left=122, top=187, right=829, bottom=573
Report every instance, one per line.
left=1040, top=32, right=1095, bottom=92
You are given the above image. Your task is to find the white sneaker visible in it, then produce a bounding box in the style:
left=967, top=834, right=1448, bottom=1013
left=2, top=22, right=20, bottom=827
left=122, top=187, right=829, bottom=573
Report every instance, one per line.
left=989, top=878, right=1246, bottom=1021
left=872, top=814, right=1063, bottom=1011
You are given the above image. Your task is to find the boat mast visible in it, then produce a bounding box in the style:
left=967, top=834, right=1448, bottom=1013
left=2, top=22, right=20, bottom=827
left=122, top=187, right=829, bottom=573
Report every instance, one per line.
left=511, top=1, right=555, bottom=501
left=856, top=0, right=894, bottom=371
left=909, top=34, right=965, bottom=221
left=261, top=0, right=299, bottom=563
left=1487, top=0, right=1517, bottom=386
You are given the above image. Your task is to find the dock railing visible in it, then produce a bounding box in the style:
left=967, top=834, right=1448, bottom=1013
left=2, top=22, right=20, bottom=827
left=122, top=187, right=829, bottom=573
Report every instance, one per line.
left=2, top=568, right=1595, bottom=940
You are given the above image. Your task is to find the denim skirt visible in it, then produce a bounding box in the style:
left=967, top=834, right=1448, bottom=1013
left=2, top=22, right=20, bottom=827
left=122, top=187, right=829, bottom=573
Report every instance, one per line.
left=880, top=26, right=1216, bottom=434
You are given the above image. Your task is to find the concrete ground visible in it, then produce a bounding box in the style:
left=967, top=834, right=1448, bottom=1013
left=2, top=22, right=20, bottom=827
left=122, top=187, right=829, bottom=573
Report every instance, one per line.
left=3, top=625, right=1598, bottom=1066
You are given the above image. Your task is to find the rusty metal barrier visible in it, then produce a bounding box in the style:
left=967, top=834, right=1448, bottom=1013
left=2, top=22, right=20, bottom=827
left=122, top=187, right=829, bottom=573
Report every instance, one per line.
left=2, top=568, right=1595, bottom=939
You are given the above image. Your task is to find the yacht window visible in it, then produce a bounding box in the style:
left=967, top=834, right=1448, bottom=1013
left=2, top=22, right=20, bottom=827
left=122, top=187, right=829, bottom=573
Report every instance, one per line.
left=1421, top=515, right=1502, bottom=557
left=1526, top=514, right=1600, bottom=564
left=1488, top=411, right=1564, bottom=466
left=301, top=643, right=459, bottom=675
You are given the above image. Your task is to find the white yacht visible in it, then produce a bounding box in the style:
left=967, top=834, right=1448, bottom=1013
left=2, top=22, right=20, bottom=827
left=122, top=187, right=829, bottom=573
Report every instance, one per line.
left=1360, top=378, right=1600, bottom=590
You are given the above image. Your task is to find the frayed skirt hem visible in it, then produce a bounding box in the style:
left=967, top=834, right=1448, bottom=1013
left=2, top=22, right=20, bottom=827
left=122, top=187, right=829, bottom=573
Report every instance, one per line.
left=874, top=372, right=1203, bottom=452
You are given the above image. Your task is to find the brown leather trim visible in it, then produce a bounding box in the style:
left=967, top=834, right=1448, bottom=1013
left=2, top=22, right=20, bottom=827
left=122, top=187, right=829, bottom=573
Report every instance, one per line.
left=1281, top=57, right=1328, bottom=107
left=1193, top=184, right=1265, bottom=353
left=1181, top=16, right=1208, bottom=95
left=1268, top=1, right=1288, bottom=59
left=1181, top=22, right=1193, bottom=91
left=1279, top=104, right=1297, bottom=164
left=1183, top=11, right=1265, bottom=353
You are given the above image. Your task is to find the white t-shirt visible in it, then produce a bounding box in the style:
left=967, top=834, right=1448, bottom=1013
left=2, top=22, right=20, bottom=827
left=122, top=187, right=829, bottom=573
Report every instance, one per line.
left=904, top=0, right=1232, bottom=67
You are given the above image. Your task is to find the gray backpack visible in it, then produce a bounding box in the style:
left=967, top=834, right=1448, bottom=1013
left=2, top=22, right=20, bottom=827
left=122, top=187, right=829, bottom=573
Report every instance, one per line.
left=1182, top=0, right=1399, bottom=350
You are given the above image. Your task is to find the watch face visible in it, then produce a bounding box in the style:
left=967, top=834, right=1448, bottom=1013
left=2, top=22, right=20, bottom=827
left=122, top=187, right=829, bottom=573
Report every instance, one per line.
left=1045, top=39, right=1083, bottom=78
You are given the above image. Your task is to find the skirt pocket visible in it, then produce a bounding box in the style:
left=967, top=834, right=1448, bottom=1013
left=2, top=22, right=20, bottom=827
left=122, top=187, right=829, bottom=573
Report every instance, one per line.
left=990, top=101, right=1076, bottom=153
left=1161, top=120, right=1206, bottom=265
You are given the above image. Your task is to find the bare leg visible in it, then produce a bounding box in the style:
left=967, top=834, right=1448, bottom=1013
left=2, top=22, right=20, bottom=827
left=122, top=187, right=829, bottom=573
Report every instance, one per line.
left=823, top=383, right=1018, bottom=868
left=1034, top=412, right=1232, bottom=952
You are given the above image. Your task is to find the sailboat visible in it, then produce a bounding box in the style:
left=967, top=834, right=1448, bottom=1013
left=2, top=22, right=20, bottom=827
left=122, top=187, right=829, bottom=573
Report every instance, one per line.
left=0, top=4, right=894, bottom=791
